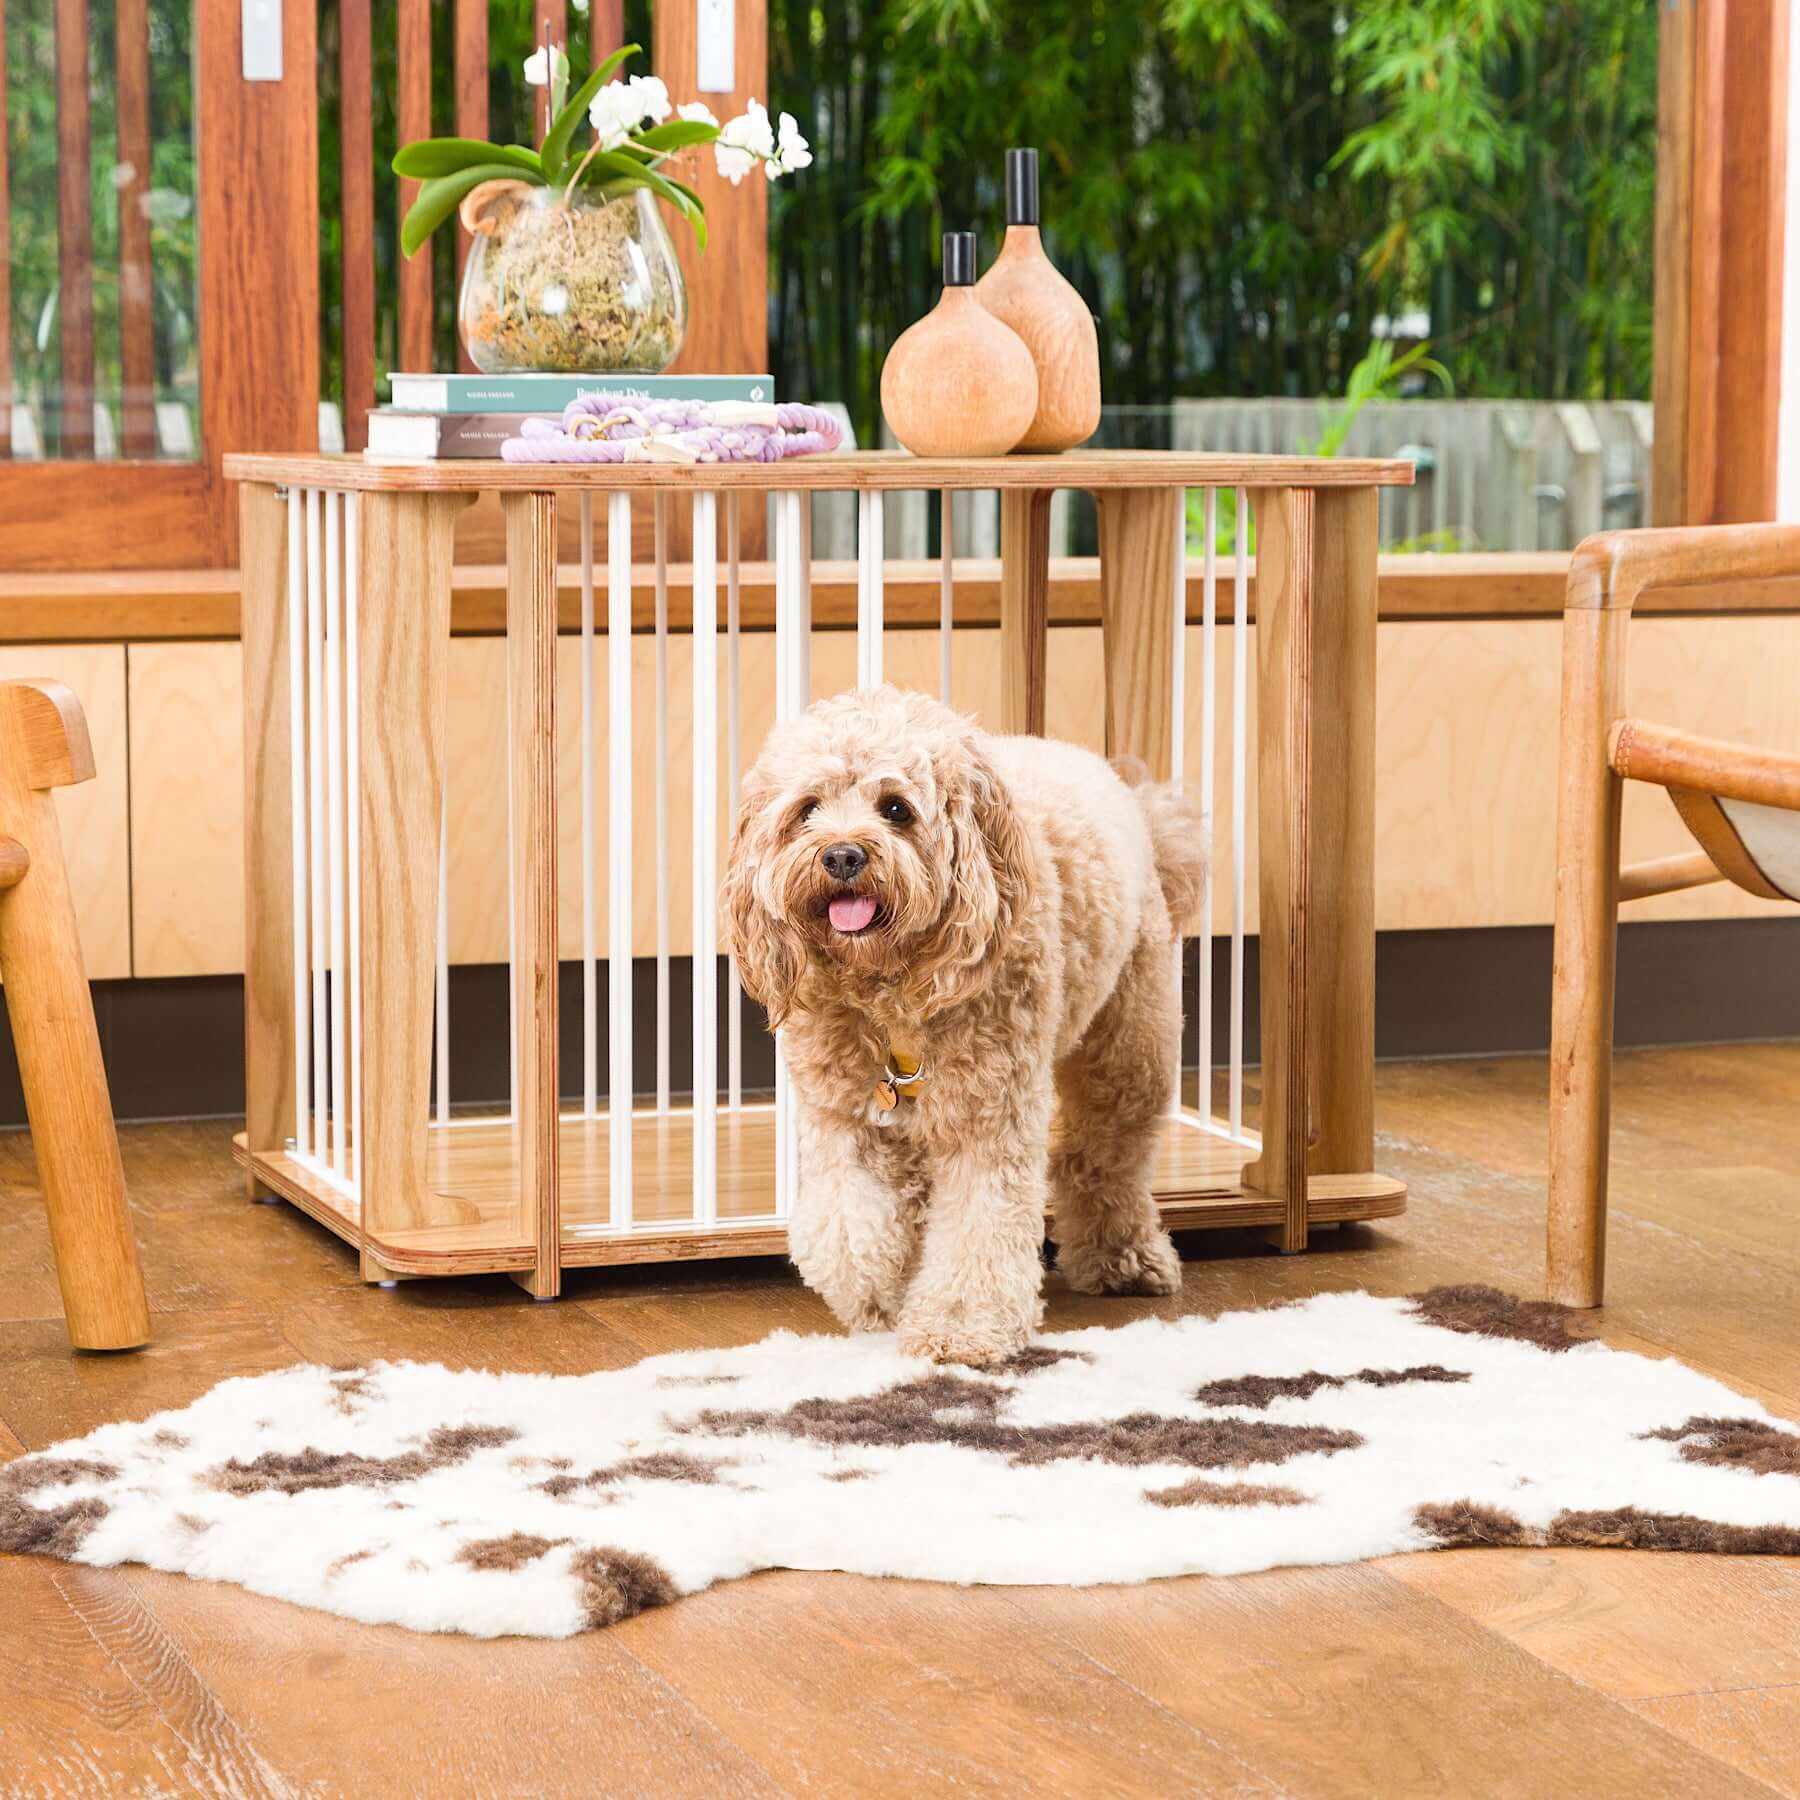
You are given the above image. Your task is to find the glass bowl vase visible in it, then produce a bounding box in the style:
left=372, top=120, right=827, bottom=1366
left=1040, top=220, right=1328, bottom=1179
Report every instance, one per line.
left=457, top=184, right=687, bottom=375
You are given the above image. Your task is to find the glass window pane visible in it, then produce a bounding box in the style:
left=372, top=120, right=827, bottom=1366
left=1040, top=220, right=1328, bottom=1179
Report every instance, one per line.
left=3, top=0, right=199, bottom=460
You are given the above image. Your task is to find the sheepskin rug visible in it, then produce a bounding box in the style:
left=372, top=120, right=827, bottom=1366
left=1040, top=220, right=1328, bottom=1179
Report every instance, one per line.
left=5, top=1285, right=1799, bottom=1639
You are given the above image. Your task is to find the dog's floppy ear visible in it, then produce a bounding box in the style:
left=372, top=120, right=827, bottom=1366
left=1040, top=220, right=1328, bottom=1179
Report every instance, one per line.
left=904, top=735, right=1035, bottom=1017
left=719, top=774, right=805, bottom=1030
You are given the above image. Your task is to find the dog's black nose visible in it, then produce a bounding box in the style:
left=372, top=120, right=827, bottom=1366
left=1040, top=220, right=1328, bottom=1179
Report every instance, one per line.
left=820, top=842, right=868, bottom=883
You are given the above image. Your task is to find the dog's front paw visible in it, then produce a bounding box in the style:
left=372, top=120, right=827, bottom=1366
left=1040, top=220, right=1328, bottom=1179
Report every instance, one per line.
left=1059, top=1229, right=1182, bottom=1298
left=897, top=1318, right=1027, bottom=1369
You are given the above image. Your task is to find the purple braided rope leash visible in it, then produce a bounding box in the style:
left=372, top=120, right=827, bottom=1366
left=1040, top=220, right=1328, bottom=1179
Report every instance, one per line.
left=500, top=397, right=843, bottom=464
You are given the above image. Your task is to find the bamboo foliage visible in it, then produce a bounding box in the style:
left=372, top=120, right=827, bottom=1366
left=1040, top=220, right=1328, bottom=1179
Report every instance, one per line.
left=293, top=0, right=1655, bottom=430
left=770, top=0, right=1657, bottom=442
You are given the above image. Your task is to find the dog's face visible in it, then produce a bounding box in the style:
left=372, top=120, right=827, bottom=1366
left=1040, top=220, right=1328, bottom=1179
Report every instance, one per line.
left=721, top=686, right=1031, bottom=1025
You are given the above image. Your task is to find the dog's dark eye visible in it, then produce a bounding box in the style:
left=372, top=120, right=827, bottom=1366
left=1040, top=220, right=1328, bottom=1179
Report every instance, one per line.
left=802, top=800, right=822, bottom=823
left=880, top=797, right=913, bottom=827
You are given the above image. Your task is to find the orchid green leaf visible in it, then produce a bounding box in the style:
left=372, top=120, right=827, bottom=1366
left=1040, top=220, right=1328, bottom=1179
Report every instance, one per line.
left=541, top=43, right=640, bottom=179
left=631, top=120, right=720, bottom=155
left=393, top=138, right=543, bottom=180
left=399, top=163, right=532, bottom=258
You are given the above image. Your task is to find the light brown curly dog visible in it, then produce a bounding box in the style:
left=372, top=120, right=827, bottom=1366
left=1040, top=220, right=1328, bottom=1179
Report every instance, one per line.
left=722, top=686, right=1206, bottom=1367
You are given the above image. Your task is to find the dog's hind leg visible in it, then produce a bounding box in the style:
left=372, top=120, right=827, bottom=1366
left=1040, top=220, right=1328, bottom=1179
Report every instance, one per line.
left=789, top=1106, right=921, bottom=1332
left=1049, top=920, right=1183, bottom=1297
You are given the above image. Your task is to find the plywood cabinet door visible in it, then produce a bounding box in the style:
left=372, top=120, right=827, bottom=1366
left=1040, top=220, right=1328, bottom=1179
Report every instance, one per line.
left=0, top=645, right=130, bottom=980
left=115, top=616, right=1800, bottom=983
left=127, top=642, right=245, bottom=977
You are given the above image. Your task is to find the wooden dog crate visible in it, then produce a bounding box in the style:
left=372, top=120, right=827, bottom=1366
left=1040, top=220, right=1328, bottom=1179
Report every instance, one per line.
left=224, top=450, right=1412, bottom=1293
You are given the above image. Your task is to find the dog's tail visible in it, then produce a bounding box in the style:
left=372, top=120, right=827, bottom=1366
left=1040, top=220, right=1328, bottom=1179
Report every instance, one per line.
left=1116, top=759, right=1209, bottom=927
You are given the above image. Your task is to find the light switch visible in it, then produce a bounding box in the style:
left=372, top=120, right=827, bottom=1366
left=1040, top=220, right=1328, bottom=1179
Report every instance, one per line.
left=696, top=0, right=734, bottom=93
left=243, top=0, right=282, bottom=80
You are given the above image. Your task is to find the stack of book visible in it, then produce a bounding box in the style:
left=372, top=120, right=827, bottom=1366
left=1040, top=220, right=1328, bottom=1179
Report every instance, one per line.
left=364, top=372, right=776, bottom=460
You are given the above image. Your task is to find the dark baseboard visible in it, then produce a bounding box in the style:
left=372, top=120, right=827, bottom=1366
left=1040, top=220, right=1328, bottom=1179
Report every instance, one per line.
left=0, top=917, right=1795, bottom=1127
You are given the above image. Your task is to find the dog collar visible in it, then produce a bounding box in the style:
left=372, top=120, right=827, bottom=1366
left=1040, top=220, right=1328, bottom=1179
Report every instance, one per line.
left=873, top=1042, right=926, bottom=1113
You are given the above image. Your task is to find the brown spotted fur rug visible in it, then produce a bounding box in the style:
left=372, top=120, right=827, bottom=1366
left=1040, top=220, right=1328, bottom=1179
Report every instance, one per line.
left=3, top=1286, right=1797, bottom=1638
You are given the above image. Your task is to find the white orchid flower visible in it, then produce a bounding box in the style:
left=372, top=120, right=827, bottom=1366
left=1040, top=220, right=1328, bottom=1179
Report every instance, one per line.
left=714, top=143, right=756, bottom=183
left=714, top=99, right=775, bottom=184
left=590, top=73, right=672, bottom=150
left=677, top=100, right=719, bottom=127
left=522, top=44, right=568, bottom=87
left=772, top=111, right=812, bottom=177
left=586, top=85, right=634, bottom=150
left=626, top=74, right=672, bottom=125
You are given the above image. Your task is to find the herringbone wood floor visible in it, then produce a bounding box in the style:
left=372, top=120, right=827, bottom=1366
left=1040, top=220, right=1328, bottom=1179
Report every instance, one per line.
left=3, top=1044, right=1798, bottom=1798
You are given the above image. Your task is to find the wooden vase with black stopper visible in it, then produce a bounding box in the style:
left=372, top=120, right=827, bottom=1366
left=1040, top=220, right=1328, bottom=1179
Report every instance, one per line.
left=974, top=148, right=1102, bottom=453
left=880, top=232, right=1039, bottom=458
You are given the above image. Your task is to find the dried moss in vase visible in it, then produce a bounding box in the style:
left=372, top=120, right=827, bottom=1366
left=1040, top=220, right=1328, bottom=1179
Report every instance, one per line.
left=463, top=191, right=683, bottom=374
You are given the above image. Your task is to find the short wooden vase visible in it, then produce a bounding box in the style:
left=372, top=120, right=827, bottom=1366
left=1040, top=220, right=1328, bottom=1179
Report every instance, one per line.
left=881, top=232, right=1039, bottom=458
left=974, top=149, right=1101, bottom=453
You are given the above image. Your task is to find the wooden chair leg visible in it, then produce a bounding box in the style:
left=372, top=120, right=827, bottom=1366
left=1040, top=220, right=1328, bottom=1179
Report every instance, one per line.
left=1546, top=608, right=1628, bottom=1307
left=0, top=681, right=149, bottom=1351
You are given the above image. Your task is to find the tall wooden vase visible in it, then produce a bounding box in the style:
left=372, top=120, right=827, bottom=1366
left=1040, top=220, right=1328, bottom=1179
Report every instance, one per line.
left=881, top=233, right=1039, bottom=458
left=974, top=149, right=1102, bottom=453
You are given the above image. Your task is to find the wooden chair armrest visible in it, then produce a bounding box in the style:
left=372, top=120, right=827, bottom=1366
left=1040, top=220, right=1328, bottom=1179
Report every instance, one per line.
left=0, top=679, right=96, bottom=789
left=1610, top=718, right=1800, bottom=811
left=1566, top=524, right=1800, bottom=615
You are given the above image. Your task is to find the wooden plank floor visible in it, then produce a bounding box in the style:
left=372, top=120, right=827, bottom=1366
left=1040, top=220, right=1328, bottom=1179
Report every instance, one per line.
left=2, top=1043, right=1797, bottom=1798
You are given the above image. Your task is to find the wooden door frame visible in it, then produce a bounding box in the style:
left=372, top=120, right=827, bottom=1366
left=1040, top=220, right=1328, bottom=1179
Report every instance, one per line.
left=0, top=0, right=319, bottom=571
left=1655, top=0, right=1792, bottom=526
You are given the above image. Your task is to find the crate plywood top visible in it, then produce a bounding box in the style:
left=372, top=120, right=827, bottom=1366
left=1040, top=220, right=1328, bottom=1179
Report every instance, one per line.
left=223, top=448, right=1417, bottom=492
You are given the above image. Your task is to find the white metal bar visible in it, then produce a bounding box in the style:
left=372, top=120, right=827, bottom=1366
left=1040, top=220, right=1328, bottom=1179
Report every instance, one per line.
left=854, top=489, right=867, bottom=673
left=580, top=490, right=597, bottom=1117
left=1168, top=489, right=1186, bottom=1111
left=607, top=490, right=635, bottom=1228
left=653, top=491, right=671, bottom=1112
left=1197, top=487, right=1217, bottom=1121
left=286, top=488, right=310, bottom=1158
left=346, top=494, right=363, bottom=1204
left=782, top=491, right=816, bottom=697
left=939, top=488, right=954, bottom=702
left=325, top=492, right=348, bottom=1180
left=436, top=793, right=449, bottom=1125
left=1229, top=485, right=1249, bottom=1140
left=857, top=490, right=885, bottom=687
left=305, top=488, right=328, bottom=1165
left=691, top=490, right=719, bottom=1226
left=773, top=490, right=807, bottom=1222
left=726, top=493, right=743, bottom=1112
left=798, top=489, right=813, bottom=702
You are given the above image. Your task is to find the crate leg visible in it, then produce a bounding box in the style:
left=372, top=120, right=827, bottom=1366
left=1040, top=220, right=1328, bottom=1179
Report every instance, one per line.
left=354, top=490, right=463, bottom=1260
left=1243, top=487, right=1378, bottom=1253
left=999, top=487, right=1052, bottom=736
left=504, top=491, right=562, bottom=1300
left=1096, top=485, right=1183, bottom=781
left=240, top=481, right=298, bottom=1199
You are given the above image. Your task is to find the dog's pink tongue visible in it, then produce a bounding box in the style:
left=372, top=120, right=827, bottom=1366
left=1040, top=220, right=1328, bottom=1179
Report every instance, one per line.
left=828, top=893, right=877, bottom=933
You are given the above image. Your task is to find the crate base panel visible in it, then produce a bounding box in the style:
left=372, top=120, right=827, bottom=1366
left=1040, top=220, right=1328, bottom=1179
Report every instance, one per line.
left=234, top=1110, right=1405, bottom=1276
